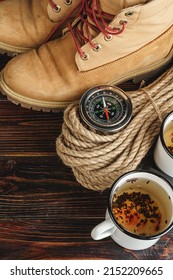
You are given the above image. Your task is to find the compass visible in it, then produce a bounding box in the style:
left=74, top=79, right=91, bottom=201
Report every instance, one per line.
left=79, top=85, right=132, bottom=133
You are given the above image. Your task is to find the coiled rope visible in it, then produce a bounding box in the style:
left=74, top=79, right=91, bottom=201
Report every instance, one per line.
left=56, top=67, right=173, bottom=191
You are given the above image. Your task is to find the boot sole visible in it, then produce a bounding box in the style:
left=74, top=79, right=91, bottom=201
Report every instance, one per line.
left=0, top=48, right=173, bottom=112
left=0, top=42, right=32, bottom=57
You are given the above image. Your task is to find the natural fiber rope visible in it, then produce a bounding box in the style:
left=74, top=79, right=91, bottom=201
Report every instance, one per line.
left=56, top=66, right=173, bottom=191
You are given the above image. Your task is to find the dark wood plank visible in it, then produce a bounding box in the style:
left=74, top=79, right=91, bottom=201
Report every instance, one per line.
left=0, top=53, right=173, bottom=260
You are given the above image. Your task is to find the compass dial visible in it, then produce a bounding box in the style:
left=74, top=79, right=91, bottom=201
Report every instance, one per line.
left=91, top=95, right=123, bottom=124
left=79, top=86, right=132, bottom=133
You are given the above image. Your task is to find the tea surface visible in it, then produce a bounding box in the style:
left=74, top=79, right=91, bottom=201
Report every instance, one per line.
left=112, top=187, right=164, bottom=236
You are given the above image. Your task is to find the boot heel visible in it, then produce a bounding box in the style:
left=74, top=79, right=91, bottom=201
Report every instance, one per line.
left=133, top=56, right=173, bottom=84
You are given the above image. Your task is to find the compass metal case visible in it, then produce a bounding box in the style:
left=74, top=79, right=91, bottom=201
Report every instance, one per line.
left=79, top=85, right=133, bottom=134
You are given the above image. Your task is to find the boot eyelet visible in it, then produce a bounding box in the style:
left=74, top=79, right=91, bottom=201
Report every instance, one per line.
left=104, top=34, right=113, bottom=41
left=93, top=43, right=101, bottom=52
left=53, top=5, right=61, bottom=13
left=125, top=11, right=134, bottom=17
left=119, top=20, right=128, bottom=25
left=81, top=52, right=89, bottom=61
left=64, top=0, right=72, bottom=5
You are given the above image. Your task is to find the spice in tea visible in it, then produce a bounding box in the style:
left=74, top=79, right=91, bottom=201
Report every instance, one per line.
left=112, top=190, right=162, bottom=236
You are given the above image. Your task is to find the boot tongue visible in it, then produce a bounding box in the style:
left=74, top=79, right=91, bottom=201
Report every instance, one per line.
left=100, top=0, right=148, bottom=15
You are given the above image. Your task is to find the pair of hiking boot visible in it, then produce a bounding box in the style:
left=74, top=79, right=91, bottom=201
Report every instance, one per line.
left=0, top=0, right=173, bottom=112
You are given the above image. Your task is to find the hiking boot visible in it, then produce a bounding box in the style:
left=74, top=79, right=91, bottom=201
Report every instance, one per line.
left=0, top=0, right=81, bottom=56
left=0, top=0, right=173, bottom=111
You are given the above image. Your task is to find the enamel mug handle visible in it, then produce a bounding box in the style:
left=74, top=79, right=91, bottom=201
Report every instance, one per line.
left=91, top=218, right=116, bottom=240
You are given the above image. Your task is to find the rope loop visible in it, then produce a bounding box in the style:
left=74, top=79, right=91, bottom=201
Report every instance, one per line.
left=56, top=67, right=173, bottom=191
left=140, top=88, right=163, bottom=123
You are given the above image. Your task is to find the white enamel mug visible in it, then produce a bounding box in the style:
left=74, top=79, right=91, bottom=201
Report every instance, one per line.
left=91, top=171, right=173, bottom=250
left=154, top=111, right=173, bottom=177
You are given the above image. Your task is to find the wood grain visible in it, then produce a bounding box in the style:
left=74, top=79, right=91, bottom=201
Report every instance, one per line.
left=0, top=54, right=173, bottom=260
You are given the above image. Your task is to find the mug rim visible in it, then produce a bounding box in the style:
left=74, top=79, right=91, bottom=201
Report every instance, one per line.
left=160, top=111, right=173, bottom=159
left=108, top=170, right=173, bottom=240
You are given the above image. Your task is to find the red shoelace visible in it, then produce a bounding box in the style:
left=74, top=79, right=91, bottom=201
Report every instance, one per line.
left=44, top=0, right=84, bottom=43
left=47, top=0, right=126, bottom=59
left=67, top=0, right=127, bottom=59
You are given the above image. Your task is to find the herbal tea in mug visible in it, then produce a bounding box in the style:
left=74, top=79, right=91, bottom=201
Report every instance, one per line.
left=91, top=171, right=173, bottom=250
left=112, top=178, right=167, bottom=236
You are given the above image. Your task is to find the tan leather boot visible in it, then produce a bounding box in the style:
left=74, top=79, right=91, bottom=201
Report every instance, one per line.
left=0, top=0, right=173, bottom=111
left=0, top=0, right=81, bottom=55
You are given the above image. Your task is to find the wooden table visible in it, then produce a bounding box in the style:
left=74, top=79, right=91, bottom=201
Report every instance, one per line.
left=0, top=54, right=172, bottom=260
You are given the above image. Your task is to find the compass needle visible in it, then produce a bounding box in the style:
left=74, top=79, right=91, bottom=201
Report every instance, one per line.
left=102, top=96, right=110, bottom=121
left=104, top=108, right=110, bottom=121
